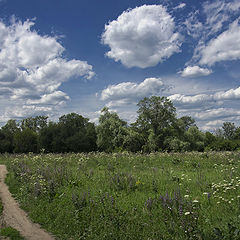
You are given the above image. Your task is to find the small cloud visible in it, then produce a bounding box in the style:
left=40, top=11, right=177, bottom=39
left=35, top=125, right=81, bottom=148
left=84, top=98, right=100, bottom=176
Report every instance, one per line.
left=180, top=66, right=212, bottom=77
left=174, top=3, right=186, bottom=10
left=194, top=108, right=240, bottom=121
left=168, top=86, right=240, bottom=109
left=100, top=77, right=166, bottom=106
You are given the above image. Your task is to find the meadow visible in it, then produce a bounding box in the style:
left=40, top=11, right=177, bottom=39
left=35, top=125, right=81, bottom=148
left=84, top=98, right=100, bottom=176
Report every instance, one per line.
left=0, top=152, right=240, bottom=240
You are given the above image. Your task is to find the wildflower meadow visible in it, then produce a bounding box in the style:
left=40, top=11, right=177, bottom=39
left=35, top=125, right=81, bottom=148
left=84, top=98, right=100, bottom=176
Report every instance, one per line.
left=1, top=152, right=240, bottom=239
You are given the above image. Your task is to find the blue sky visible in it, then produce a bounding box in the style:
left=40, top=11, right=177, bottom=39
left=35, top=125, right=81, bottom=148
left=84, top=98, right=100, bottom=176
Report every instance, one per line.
left=0, top=0, right=240, bottom=131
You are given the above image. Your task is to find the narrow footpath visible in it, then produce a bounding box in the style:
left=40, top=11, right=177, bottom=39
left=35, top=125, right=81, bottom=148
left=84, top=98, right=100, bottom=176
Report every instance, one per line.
left=0, top=165, right=55, bottom=240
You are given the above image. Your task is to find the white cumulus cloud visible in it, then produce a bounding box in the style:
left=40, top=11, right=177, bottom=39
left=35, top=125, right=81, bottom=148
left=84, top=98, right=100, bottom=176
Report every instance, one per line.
left=102, top=5, right=182, bottom=68
left=180, top=66, right=212, bottom=77
left=194, top=108, right=240, bottom=121
left=169, top=86, right=240, bottom=109
left=100, top=77, right=165, bottom=105
left=200, top=19, right=240, bottom=66
left=0, top=19, right=95, bottom=121
left=184, top=0, right=240, bottom=67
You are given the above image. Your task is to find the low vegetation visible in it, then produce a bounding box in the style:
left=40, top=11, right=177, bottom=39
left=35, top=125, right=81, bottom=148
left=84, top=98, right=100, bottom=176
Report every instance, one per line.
left=1, top=152, right=240, bottom=239
left=0, top=227, right=24, bottom=240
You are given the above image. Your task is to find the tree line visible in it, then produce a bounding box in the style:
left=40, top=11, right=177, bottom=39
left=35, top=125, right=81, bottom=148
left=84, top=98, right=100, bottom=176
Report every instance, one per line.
left=1, top=96, right=240, bottom=153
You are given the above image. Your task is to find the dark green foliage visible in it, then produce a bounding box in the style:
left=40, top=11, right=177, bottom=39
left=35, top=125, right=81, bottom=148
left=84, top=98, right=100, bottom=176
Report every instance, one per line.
left=135, top=96, right=177, bottom=151
left=185, top=126, right=205, bottom=152
left=0, top=227, right=24, bottom=240
left=96, top=107, right=127, bottom=152
left=0, top=119, right=19, bottom=153
left=0, top=129, right=13, bottom=153
left=14, top=128, right=38, bottom=153
left=39, top=122, right=62, bottom=152
left=122, top=128, right=144, bottom=152
left=208, top=139, right=240, bottom=151
left=57, top=113, right=97, bottom=152
left=222, top=122, right=236, bottom=140
left=205, top=132, right=216, bottom=146
left=179, top=116, right=196, bottom=131
left=20, top=116, right=48, bottom=132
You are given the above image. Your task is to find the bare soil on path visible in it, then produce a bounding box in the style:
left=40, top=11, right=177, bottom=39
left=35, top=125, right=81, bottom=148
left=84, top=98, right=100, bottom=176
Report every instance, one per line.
left=0, top=165, right=55, bottom=240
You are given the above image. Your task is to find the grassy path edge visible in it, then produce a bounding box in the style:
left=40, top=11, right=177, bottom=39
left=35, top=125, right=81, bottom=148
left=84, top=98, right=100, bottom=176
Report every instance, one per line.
left=0, top=165, right=55, bottom=240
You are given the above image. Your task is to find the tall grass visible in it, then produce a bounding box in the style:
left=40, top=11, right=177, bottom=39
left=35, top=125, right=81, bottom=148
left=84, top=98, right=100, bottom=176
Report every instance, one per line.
left=1, top=152, right=240, bottom=239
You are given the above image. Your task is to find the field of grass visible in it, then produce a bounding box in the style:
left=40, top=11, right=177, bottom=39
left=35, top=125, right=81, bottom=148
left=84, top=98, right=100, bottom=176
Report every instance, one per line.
left=0, top=152, right=240, bottom=240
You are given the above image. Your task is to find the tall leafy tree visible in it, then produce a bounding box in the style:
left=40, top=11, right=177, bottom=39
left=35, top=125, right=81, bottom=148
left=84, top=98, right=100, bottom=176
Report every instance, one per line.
left=135, top=96, right=177, bottom=151
left=0, top=119, right=20, bottom=153
left=97, top=107, right=127, bottom=152
left=59, top=113, right=97, bottom=152
left=222, top=122, right=236, bottom=140
left=20, top=116, right=48, bottom=132
left=185, top=126, right=205, bottom=151
left=39, top=113, right=97, bottom=153
left=39, top=122, right=62, bottom=153
left=14, top=128, right=38, bottom=153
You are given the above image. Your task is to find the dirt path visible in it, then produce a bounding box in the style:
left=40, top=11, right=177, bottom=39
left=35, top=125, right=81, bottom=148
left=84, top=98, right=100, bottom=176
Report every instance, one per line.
left=0, top=165, right=55, bottom=240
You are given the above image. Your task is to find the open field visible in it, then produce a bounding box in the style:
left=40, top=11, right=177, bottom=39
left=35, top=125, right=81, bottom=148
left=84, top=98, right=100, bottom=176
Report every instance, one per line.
left=0, top=152, right=240, bottom=240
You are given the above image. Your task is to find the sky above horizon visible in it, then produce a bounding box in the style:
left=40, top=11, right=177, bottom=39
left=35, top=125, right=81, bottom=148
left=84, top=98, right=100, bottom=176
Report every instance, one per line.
left=0, top=0, right=240, bottom=131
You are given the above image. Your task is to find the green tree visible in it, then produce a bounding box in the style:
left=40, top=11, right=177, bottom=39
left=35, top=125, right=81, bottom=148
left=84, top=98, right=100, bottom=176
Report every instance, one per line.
left=0, top=129, right=12, bottom=153
left=205, top=132, right=216, bottom=145
left=234, top=127, right=240, bottom=140
left=122, top=128, right=144, bottom=152
left=222, top=122, right=236, bottom=140
left=135, top=96, right=176, bottom=151
left=59, top=113, right=97, bottom=152
left=39, top=122, right=62, bottom=153
left=96, top=107, right=127, bottom=152
left=20, top=116, right=48, bottom=132
left=0, top=120, right=20, bottom=152
left=14, top=128, right=38, bottom=153
left=164, top=136, right=190, bottom=152
left=39, top=113, right=97, bottom=153
left=185, top=126, right=205, bottom=151
left=178, top=116, right=195, bottom=131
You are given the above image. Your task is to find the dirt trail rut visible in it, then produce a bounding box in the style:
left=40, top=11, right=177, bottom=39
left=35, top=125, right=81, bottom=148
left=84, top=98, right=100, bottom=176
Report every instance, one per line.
left=0, top=165, right=55, bottom=240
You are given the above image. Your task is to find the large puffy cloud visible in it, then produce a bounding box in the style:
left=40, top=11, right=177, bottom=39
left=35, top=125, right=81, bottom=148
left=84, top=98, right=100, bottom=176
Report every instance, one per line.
left=180, top=66, right=212, bottom=77
left=0, top=19, right=94, bottom=120
left=100, top=78, right=166, bottom=107
left=102, top=5, right=182, bottom=68
left=200, top=19, right=240, bottom=66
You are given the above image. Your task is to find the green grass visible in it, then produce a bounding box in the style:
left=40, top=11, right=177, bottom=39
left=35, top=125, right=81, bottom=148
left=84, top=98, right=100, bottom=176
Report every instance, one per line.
left=0, top=227, right=24, bottom=240
left=1, top=152, right=240, bottom=239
